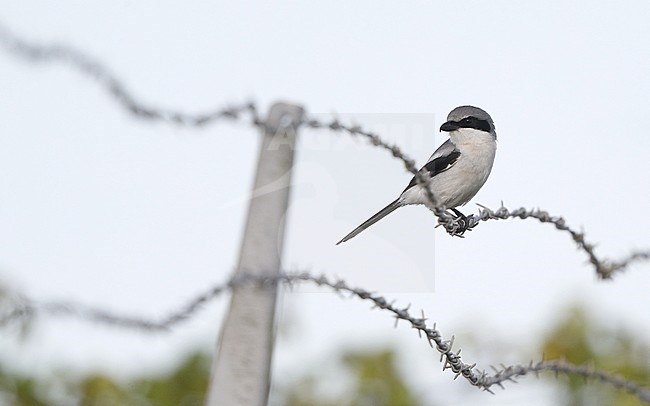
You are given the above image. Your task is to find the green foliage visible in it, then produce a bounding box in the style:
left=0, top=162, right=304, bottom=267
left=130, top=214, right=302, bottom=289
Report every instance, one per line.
left=0, top=364, right=50, bottom=406
left=1, top=352, right=210, bottom=406
left=541, top=305, right=650, bottom=406
left=80, top=375, right=131, bottom=406
left=134, top=352, right=209, bottom=406
left=283, top=349, right=420, bottom=406
left=79, top=352, right=210, bottom=406
left=343, top=350, right=419, bottom=406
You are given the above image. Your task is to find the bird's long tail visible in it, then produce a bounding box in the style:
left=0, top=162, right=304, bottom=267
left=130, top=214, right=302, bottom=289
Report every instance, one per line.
left=336, top=199, right=401, bottom=245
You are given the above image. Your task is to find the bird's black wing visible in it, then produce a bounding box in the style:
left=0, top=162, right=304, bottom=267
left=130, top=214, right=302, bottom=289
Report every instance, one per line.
left=403, top=149, right=461, bottom=192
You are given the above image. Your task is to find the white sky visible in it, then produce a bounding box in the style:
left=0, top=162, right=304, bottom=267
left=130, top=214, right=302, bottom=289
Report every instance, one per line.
left=1, top=1, right=649, bottom=405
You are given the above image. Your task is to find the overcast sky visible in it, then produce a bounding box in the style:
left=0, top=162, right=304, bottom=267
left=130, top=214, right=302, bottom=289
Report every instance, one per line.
left=1, top=1, right=649, bottom=405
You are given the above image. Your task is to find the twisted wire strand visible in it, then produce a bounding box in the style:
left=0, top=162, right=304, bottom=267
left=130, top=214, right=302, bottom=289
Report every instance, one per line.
left=1, top=272, right=648, bottom=401
left=0, top=24, right=462, bottom=234
left=464, top=204, right=650, bottom=279
left=5, top=23, right=647, bottom=279
left=302, top=111, right=650, bottom=279
left=0, top=23, right=260, bottom=127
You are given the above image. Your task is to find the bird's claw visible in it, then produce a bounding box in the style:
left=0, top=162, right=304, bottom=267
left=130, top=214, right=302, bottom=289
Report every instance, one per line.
left=448, top=209, right=473, bottom=237
left=456, top=217, right=469, bottom=235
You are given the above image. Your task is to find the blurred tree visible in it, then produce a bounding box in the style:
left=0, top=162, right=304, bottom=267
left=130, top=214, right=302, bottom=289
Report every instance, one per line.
left=541, top=305, right=650, bottom=406
left=283, top=349, right=421, bottom=406
left=0, top=364, right=49, bottom=406
left=79, top=352, right=210, bottom=406
left=1, top=352, right=210, bottom=406
left=80, top=375, right=131, bottom=406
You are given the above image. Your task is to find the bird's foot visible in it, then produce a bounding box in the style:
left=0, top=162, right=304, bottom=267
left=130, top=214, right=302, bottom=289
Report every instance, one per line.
left=450, top=208, right=470, bottom=236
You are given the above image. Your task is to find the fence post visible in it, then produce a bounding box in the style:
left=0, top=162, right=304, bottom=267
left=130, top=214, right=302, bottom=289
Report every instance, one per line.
left=205, top=102, right=304, bottom=406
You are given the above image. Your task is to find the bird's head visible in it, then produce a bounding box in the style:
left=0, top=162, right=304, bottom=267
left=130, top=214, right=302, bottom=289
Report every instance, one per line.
left=440, top=106, right=496, bottom=140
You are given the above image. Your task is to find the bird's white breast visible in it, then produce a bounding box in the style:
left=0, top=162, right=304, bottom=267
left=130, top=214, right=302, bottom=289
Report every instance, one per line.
left=401, top=128, right=496, bottom=209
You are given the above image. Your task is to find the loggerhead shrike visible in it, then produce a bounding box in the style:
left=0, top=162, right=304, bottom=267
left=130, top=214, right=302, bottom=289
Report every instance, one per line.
left=337, top=105, right=497, bottom=244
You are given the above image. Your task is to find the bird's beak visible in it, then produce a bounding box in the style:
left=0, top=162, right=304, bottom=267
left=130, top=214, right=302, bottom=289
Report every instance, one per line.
left=440, top=121, right=460, bottom=132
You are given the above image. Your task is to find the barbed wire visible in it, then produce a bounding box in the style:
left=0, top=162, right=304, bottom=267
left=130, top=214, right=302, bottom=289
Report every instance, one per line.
left=3, top=22, right=649, bottom=280
left=0, top=23, right=261, bottom=127
left=468, top=204, right=650, bottom=279
left=1, top=271, right=648, bottom=402
left=2, top=22, right=650, bottom=402
left=300, top=114, right=461, bottom=233
left=0, top=21, right=460, bottom=235
left=300, top=113, right=649, bottom=279
left=481, top=360, right=650, bottom=402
